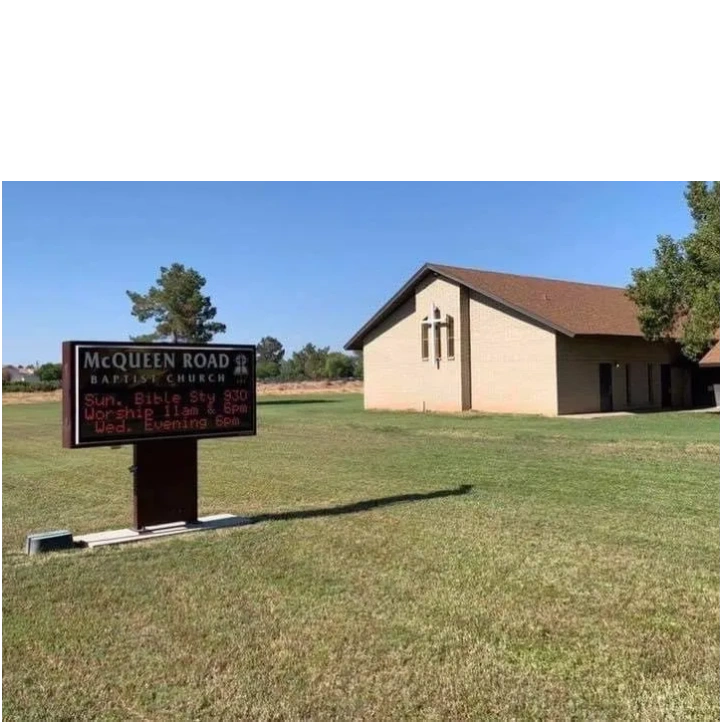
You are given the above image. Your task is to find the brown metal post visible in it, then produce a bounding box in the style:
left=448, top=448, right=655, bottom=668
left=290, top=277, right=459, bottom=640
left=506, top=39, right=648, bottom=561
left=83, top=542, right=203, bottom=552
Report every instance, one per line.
left=132, top=439, right=199, bottom=530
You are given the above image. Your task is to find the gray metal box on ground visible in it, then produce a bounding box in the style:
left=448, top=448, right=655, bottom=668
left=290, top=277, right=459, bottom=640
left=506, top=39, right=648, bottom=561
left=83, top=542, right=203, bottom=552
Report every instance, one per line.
left=25, top=530, right=74, bottom=555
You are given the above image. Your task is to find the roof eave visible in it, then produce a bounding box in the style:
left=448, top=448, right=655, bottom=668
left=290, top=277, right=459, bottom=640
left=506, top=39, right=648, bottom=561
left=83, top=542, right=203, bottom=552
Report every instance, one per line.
left=699, top=340, right=720, bottom=367
left=344, top=263, right=577, bottom=351
left=344, top=263, right=434, bottom=350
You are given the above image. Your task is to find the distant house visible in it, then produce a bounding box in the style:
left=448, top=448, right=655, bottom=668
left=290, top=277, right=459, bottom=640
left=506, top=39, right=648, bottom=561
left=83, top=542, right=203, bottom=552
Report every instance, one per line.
left=2, top=365, right=40, bottom=384
left=345, top=263, right=705, bottom=416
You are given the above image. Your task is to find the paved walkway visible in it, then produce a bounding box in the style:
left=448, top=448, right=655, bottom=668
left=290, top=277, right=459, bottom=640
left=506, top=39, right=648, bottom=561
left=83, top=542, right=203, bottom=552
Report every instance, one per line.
left=562, top=407, right=719, bottom=420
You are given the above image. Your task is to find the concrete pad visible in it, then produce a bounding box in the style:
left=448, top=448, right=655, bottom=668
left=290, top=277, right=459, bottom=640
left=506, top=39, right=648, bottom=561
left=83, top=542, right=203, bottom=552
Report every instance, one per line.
left=562, top=407, right=720, bottom=420
left=562, top=411, right=635, bottom=420
left=74, top=513, right=253, bottom=549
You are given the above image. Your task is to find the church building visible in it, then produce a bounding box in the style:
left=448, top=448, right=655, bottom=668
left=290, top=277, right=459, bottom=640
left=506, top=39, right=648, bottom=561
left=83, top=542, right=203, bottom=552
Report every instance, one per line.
left=345, top=263, right=697, bottom=415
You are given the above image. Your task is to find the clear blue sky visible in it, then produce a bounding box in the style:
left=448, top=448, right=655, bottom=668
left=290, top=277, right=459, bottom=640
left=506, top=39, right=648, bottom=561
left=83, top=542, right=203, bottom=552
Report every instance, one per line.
left=2, top=182, right=692, bottom=365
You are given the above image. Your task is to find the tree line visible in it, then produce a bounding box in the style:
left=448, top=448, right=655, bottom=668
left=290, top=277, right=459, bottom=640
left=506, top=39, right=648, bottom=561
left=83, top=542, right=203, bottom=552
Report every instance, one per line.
left=256, top=337, right=362, bottom=381
left=1, top=363, right=62, bottom=383
left=4, top=346, right=362, bottom=386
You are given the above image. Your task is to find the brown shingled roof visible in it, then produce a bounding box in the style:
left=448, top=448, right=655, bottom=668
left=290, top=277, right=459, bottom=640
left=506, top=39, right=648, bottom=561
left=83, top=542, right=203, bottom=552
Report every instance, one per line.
left=699, top=340, right=720, bottom=367
left=433, top=264, right=646, bottom=336
left=345, top=263, right=654, bottom=351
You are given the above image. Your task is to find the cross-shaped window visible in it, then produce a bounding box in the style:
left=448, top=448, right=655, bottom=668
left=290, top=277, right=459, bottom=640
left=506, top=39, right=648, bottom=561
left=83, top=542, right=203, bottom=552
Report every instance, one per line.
left=421, top=305, right=452, bottom=362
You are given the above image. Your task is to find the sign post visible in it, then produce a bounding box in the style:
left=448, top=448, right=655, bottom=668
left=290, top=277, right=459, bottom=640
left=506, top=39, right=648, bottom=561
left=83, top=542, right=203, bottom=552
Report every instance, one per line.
left=62, top=342, right=256, bottom=531
left=132, top=438, right=198, bottom=529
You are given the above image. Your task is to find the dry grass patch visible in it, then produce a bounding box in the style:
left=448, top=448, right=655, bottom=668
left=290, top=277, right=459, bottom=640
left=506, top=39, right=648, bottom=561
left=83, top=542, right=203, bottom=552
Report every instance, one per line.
left=2, top=391, right=63, bottom=405
left=2, top=380, right=363, bottom=405
left=588, top=439, right=720, bottom=462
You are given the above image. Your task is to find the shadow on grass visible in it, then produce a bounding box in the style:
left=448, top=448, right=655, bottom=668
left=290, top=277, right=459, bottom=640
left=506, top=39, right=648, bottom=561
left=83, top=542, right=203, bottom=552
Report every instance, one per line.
left=258, top=398, right=340, bottom=405
left=248, top=484, right=474, bottom=524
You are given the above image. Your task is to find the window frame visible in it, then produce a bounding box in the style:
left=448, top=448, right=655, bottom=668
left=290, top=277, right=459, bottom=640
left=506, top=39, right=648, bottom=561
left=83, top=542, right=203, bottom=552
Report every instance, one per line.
left=446, top=315, right=455, bottom=360
left=433, top=308, right=442, bottom=361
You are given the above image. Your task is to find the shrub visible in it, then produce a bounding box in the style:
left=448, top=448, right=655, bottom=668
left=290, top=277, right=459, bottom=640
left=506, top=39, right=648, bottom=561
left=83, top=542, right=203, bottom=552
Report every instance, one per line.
left=2, top=381, right=61, bottom=393
left=257, top=360, right=281, bottom=380
left=324, top=353, right=355, bottom=379
left=36, top=362, right=62, bottom=382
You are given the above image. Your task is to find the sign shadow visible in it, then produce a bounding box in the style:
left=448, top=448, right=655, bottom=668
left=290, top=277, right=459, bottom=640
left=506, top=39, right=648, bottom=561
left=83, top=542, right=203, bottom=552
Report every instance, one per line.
left=247, top=484, right=474, bottom=524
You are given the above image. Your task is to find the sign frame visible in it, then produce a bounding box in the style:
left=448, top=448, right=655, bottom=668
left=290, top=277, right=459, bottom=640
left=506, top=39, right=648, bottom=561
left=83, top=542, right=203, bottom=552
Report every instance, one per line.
left=62, top=340, right=257, bottom=449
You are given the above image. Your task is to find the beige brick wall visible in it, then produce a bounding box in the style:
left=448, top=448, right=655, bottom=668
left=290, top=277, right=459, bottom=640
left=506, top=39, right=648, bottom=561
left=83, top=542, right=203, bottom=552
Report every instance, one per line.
left=362, top=278, right=692, bottom=416
left=468, top=292, right=558, bottom=415
left=556, top=335, right=689, bottom=414
left=363, top=276, right=463, bottom=411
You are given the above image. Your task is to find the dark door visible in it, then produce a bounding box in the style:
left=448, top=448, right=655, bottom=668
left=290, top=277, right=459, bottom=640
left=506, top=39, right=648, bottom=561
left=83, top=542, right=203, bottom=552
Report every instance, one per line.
left=599, top=363, right=613, bottom=412
left=692, top=366, right=720, bottom=407
left=661, top=364, right=672, bottom=408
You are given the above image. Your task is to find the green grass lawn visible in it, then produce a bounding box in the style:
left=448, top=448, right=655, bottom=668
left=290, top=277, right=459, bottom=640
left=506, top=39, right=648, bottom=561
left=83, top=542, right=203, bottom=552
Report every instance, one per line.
left=2, top=395, right=719, bottom=720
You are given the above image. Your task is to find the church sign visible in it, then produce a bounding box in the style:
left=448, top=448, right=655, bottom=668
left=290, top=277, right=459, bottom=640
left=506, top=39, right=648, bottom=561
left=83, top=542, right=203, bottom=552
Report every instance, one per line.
left=60, top=340, right=256, bottom=533
left=62, top=341, right=256, bottom=449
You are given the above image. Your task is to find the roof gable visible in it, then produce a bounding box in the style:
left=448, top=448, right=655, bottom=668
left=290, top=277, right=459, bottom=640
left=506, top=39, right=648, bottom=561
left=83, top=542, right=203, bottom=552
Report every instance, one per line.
left=699, top=340, right=720, bottom=367
left=345, top=263, right=650, bottom=350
